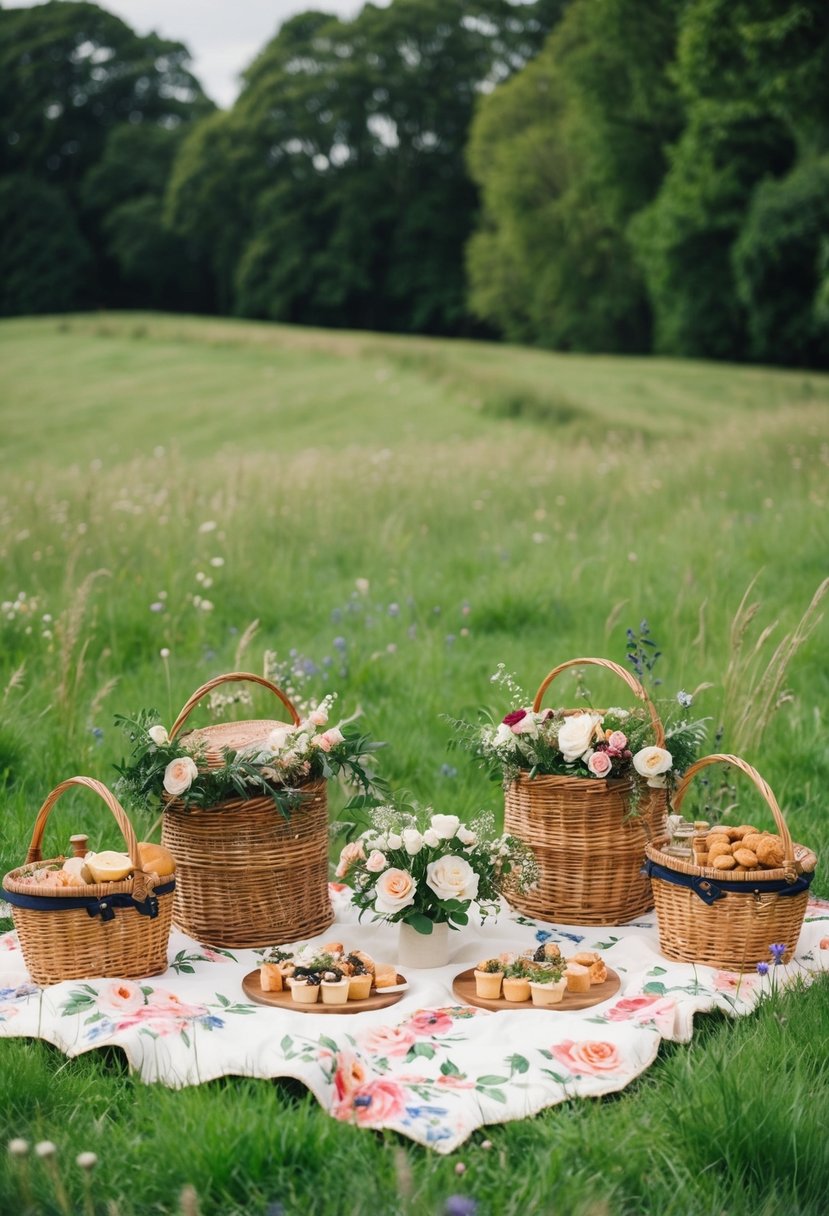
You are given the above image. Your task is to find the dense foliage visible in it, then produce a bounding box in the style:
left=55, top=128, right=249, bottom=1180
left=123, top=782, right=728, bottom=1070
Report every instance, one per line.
left=2, top=0, right=829, bottom=362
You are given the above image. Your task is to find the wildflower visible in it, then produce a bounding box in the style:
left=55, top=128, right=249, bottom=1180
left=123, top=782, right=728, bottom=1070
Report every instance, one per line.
left=34, top=1141, right=57, bottom=1158
left=454, top=1162, right=467, bottom=1176
left=76, top=1152, right=98, bottom=1169
left=445, top=1197, right=476, bottom=1216
left=388, top=602, right=400, bottom=617
left=769, top=943, right=787, bottom=964
left=198, top=520, right=217, bottom=533
left=160, top=648, right=170, bottom=659
left=7, top=1139, right=29, bottom=1156
left=333, top=636, right=347, bottom=651
left=676, top=690, right=693, bottom=708
left=756, top=962, right=769, bottom=976
left=149, top=601, right=164, bottom=613
left=210, top=556, right=224, bottom=568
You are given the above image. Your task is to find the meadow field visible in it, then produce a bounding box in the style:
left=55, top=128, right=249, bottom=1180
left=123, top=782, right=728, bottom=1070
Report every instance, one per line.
left=1, top=312, right=828, bottom=1215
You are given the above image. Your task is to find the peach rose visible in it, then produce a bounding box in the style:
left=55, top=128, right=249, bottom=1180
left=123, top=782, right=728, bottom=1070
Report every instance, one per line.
left=632, top=746, right=673, bottom=786
left=550, top=1039, right=624, bottom=1076
left=373, top=868, right=417, bottom=915
left=98, top=980, right=145, bottom=1016
left=335, top=840, right=365, bottom=878
left=163, top=756, right=199, bottom=797
left=365, top=849, right=387, bottom=873
left=360, top=1025, right=416, bottom=1058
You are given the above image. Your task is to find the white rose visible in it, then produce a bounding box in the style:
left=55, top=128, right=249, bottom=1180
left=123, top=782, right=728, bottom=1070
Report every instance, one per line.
left=633, top=746, right=673, bottom=787
left=374, top=868, right=418, bottom=915
left=163, top=756, right=199, bottom=797
left=148, top=725, right=169, bottom=746
left=512, top=712, right=539, bottom=737
left=423, top=828, right=440, bottom=847
left=402, top=828, right=423, bottom=856
left=426, top=855, right=479, bottom=903
left=387, top=833, right=403, bottom=850
left=493, top=723, right=514, bottom=747
left=373, top=834, right=388, bottom=850
left=456, top=827, right=477, bottom=848
left=266, top=725, right=296, bottom=753
left=557, top=713, right=601, bottom=763
left=430, top=814, right=460, bottom=840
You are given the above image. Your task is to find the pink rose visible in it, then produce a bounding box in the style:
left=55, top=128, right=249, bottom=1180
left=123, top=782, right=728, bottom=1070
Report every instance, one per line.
left=405, top=1009, right=454, bottom=1037
left=344, top=1078, right=407, bottom=1125
left=607, top=730, right=627, bottom=751
left=335, top=840, right=365, bottom=878
left=820, top=938, right=829, bottom=950
left=436, top=1073, right=475, bottom=1089
left=587, top=750, right=613, bottom=778
left=365, top=849, right=387, bottom=873
left=360, top=1025, right=416, bottom=1058
left=605, top=995, right=662, bottom=1021
left=316, top=727, right=345, bottom=752
left=550, top=1039, right=624, bottom=1076
left=712, top=971, right=759, bottom=996
left=333, top=1051, right=367, bottom=1104
left=309, top=706, right=328, bottom=726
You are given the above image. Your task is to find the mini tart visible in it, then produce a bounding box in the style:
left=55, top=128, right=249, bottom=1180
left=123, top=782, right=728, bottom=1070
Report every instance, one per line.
left=529, top=978, right=567, bottom=1007
left=320, top=977, right=350, bottom=1006
left=259, top=963, right=283, bottom=993
left=572, top=951, right=601, bottom=967
left=289, top=978, right=320, bottom=1005
left=473, top=969, right=504, bottom=999
left=588, top=960, right=607, bottom=985
left=502, top=976, right=531, bottom=1003
left=347, top=972, right=373, bottom=1001
left=565, top=963, right=591, bottom=994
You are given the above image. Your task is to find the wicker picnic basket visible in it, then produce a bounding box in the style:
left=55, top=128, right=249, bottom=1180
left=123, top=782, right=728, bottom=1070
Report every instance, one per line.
left=503, top=657, right=667, bottom=925
left=644, top=753, right=817, bottom=969
left=159, top=671, right=333, bottom=949
left=2, top=776, right=174, bottom=986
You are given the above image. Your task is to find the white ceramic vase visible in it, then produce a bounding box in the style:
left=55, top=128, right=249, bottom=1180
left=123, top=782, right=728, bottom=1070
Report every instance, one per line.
left=397, top=920, right=450, bottom=969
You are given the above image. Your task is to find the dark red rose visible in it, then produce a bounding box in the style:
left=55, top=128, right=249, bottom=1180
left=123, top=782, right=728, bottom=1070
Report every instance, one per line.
left=502, top=709, right=527, bottom=727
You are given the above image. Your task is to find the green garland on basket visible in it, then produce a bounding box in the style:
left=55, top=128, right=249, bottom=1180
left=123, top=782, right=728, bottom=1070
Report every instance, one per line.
left=114, top=694, right=386, bottom=817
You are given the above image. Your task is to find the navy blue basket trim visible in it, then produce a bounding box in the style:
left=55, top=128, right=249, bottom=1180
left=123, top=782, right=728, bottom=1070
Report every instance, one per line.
left=3, top=879, right=175, bottom=920
left=643, top=859, right=813, bottom=906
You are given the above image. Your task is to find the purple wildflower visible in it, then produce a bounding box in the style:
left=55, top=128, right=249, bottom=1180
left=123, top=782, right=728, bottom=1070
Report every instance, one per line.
left=756, top=962, right=769, bottom=976
left=769, top=943, right=787, bottom=964
left=445, top=1198, right=477, bottom=1216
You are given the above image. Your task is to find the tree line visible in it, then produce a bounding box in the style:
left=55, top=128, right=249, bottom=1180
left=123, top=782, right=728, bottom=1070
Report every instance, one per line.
left=2, top=0, right=828, bottom=366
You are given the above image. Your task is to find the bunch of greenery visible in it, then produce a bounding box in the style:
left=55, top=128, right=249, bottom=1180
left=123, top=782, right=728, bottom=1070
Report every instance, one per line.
left=114, top=703, right=385, bottom=818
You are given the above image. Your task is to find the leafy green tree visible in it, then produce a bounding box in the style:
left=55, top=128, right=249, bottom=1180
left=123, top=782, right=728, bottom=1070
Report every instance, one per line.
left=168, top=1, right=564, bottom=334
left=467, top=0, right=684, bottom=351
left=0, top=0, right=211, bottom=311
left=632, top=0, right=827, bottom=361
left=0, top=174, right=91, bottom=315
left=733, top=158, right=829, bottom=366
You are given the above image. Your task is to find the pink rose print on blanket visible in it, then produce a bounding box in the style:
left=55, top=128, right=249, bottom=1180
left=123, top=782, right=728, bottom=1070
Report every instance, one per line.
left=711, top=971, right=759, bottom=998
left=550, top=1040, right=625, bottom=1077
left=605, top=995, right=676, bottom=1032
left=335, top=1077, right=408, bottom=1126
left=359, top=1025, right=416, bottom=1059
left=404, top=1009, right=455, bottom=1037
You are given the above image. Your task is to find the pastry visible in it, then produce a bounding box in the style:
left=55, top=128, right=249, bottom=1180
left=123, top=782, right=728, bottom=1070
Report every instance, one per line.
left=373, top=963, right=398, bottom=989
left=350, top=950, right=375, bottom=975
left=528, top=977, right=567, bottom=1007
left=320, top=973, right=349, bottom=1006
left=733, top=847, right=759, bottom=868
left=289, top=976, right=321, bottom=1005
left=707, top=841, right=732, bottom=862
left=474, top=961, right=504, bottom=999
left=259, top=964, right=283, bottom=993
left=712, top=854, right=737, bottom=870
left=502, top=974, right=531, bottom=1002
left=565, top=964, right=591, bottom=994
left=320, top=941, right=345, bottom=955
left=347, top=972, right=372, bottom=1001
left=756, top=838, right=784, bottom=868
left=572, top=951, right=601, bottom=967
left=588, top=960, right=607, bottom=985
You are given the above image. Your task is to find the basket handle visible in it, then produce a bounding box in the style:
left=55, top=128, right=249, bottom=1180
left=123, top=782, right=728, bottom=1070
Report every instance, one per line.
left=169, top=671, right=301, bottom=741
left=24, top=776, right=150, bottom=902
left=671, top=753, right=796, bottom=870
left=532, top=657, right=665, bottom=747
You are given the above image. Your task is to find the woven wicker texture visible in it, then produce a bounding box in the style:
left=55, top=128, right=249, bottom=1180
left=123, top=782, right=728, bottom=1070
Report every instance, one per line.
left=2, top=777, right=173, bottom=985
left=645, top=753, right=817, bottom=969
left=504, top=657, right=667, bottom=925
left=162, top=672, right=332, bottom=948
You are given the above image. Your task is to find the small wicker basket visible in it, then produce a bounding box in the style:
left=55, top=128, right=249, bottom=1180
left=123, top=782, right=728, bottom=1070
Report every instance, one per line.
left=503, top=657, right=667, bottom=925
left=2, top=776, right=174, bottom=986
left=160, top=671, right=333, bottom=949
left=644, top=753, right=817, bottom=969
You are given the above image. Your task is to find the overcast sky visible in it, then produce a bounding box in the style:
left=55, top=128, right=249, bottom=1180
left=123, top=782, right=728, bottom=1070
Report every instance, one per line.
left=4, top=0, right=389, bottom=106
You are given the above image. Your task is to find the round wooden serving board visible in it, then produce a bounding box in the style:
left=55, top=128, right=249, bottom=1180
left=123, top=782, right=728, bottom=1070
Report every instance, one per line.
left=452, top=966, right=621, bottom=1012
left=242, top=970, right=407, bottom=1014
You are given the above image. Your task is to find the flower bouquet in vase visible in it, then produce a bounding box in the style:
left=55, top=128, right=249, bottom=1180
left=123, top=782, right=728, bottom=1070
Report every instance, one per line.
left=336, top=805, right=538, bottom=968
left=449, top=656, right=706, bottom=925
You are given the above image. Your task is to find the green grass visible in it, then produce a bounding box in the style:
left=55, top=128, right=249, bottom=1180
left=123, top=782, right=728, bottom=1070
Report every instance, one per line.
left=0, top=312, right=828, bottom=1215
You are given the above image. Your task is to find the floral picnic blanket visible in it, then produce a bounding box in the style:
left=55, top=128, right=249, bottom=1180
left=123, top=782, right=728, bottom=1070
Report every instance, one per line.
left=2, top=887, right=828, bottom=1153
